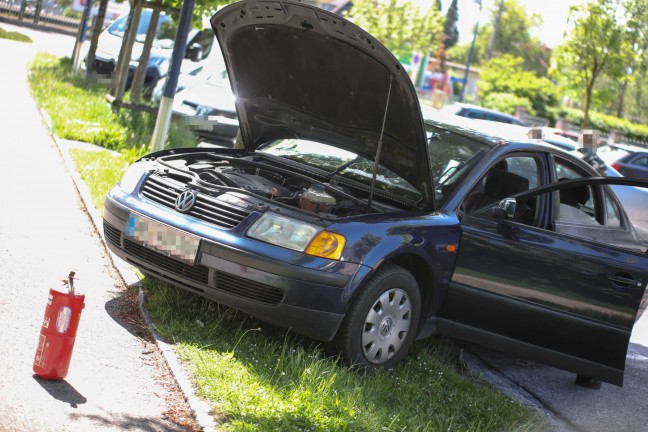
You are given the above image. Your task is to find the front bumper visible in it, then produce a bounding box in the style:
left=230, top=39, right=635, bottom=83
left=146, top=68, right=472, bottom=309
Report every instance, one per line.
left=92, top=57, right=161, bottom=89
left=103, top=190, right=365, bottom=341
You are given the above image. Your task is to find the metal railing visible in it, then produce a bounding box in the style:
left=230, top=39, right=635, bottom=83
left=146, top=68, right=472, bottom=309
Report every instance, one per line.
left=0, top=0, right=82, bottom=33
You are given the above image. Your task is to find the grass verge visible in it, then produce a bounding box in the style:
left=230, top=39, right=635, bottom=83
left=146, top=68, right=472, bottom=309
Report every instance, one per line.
left=0, top=27, right=32, bottom=43
left=28, top=52, right=197, bottom=151
left=68, top=147, right=136, bottom=212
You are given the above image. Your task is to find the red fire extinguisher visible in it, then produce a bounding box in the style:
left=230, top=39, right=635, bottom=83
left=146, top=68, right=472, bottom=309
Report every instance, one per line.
left=33, top=271, right=85, bottom=380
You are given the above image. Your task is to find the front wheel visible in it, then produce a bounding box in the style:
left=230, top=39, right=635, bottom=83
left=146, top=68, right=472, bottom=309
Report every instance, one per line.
left=333, top=265, right=421, bottom=370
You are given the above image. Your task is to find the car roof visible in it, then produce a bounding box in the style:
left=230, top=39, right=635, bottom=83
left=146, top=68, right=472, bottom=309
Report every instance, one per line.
left=601, top=142, right=648, bottom=154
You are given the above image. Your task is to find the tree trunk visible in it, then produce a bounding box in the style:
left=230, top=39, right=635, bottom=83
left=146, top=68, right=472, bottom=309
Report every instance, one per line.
left=131, top=9, right=159, bottom=103
left=34, top=0, right=42, bottom=24
left=635, top=64, right=646, bottom=123
left=111, top=0, right=142, bottom=102
left=616, top=80, right=628, bottom=119
left=583, top=81, right=594, bottom=129
left=86, top=0, right=108, bottom=74
left=487, top=0, right=504, bottom=60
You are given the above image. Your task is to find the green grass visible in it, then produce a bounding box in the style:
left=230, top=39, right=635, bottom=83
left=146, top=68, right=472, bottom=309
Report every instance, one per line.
left=144, top=279, right=545, bottom=432
left=68, top=147, right=139, bottom=212
left=0, top=27, right=32, bottom=43
left=28, top=52, right=197, bottom=151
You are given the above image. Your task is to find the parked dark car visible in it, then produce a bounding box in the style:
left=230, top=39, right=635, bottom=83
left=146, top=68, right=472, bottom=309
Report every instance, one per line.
left=103, top=1, right=648, bottom=386
left=597, top=143, right=648, bottom=179
left=440, top=103, right=528, bottom=126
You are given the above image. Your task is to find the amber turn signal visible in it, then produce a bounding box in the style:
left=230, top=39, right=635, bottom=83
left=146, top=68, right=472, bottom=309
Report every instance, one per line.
left=305, top=231, right=346, bottom=260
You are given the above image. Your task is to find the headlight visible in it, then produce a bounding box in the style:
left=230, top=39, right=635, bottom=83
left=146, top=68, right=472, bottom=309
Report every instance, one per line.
left=119, top=161, right=154, bottom=194
left=247, top=213, right=346, bottom=260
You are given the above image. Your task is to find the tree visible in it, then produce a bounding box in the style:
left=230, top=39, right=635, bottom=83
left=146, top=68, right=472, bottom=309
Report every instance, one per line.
left=345, top=0, right=444, bottom=59
left=479, top=54, right=558, bottom=117
left=621, top=0, right=648, bottom=120
left=446, top=0, right=549, bottom=76
left=443, top=0, right=459, bottom=50
left=552, top=0, right=632, bottom=127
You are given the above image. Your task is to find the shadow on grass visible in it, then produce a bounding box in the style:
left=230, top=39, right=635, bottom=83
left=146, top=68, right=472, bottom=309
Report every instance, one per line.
left=139, top=276, right=546, bottom=432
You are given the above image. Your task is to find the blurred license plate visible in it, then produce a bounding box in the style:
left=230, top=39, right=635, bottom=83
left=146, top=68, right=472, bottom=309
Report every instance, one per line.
left=125, top=214, right=200, bottom=264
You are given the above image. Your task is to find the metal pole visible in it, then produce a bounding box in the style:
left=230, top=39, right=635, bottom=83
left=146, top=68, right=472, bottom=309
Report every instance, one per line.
left=150, top=0, right=196, bottom=152
left=71, top=0, right=94, bottom=72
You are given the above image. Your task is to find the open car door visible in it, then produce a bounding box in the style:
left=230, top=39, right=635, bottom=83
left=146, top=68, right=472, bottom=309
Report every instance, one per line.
left=438, top=177, right=648, bottom=386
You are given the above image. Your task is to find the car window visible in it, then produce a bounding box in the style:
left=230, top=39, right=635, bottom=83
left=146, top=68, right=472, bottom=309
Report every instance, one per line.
left=108, top=12, right=177, bottom=49
left=554, top=157, right=628, bottom=231
left=426, top=125, right=491, bottom=207
left=632, top=155, right=648, bottom=168
left=554, top=159, right=598, bottom=225
left=464, top=155, right=540, bottom=226
left=604, top=191, right=621, bottom=227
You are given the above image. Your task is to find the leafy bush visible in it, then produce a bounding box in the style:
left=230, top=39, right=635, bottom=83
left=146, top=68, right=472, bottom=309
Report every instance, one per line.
left=479, top=55, right=558, bottom=118
left=482, top=92, right=534, bottom=116
left=552, top=107, right=648, bottom=144
left=62, top=8, right=82, bottom=18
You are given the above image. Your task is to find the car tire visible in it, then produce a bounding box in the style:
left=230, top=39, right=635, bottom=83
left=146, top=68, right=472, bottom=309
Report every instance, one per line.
left=332, top=264, right=421, bottom=370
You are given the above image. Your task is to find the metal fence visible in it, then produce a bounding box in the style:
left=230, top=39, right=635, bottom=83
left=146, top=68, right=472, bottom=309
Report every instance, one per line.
left=0, top=0, right=82, bottom=33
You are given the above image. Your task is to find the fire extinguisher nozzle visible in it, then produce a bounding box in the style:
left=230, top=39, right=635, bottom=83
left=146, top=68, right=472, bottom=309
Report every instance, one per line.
left=65, top=271, right=77, bottom=295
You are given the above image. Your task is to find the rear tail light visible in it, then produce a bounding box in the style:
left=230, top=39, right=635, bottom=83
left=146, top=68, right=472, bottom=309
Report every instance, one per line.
left=611, top=162, right=621, bottom=172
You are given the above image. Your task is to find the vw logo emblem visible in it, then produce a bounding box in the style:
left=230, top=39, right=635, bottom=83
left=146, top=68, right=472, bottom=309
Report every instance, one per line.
left=380, top=317, right=393, bottom=337
left=175, top=190, right=197, bottom=212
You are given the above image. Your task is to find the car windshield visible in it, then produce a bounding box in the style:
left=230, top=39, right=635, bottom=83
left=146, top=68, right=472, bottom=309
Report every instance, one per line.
left=108, top=11, right=177, bottom=49
left=258, top=139, right=422, bottom=201
left=426, top=123, right=491, bottom=207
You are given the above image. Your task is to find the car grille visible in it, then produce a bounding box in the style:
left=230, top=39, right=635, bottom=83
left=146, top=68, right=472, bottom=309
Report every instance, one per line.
left=103, top=220, right=121, bottom=247
left=141, top=174, right=251, bottom=229
left=124, top=238, right=209, bottom=284
left=92, top=59, right=115, bottom=75
left=103, top=221, right=284, bottom=305
left=103, top=220, right=209, bottom=285
left=214, top=271, right=284, bottom=305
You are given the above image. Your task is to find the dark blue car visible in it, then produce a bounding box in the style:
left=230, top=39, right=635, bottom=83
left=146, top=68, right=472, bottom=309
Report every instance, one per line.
left=103, top=1, right=648, bottom=386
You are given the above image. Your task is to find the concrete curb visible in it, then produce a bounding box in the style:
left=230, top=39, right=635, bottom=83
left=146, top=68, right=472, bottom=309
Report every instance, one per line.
left=460, top=350, right=570, bottom=432
left=51, top=136, right=217, bottom=432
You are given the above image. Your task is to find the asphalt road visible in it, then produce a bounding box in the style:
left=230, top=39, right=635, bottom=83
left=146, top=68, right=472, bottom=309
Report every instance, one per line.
left=465, top=310, right=648, bottom=432
left=0, top=23, right=192, bottom=432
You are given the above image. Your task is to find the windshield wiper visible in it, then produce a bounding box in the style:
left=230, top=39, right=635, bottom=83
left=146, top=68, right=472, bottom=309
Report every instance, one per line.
left=326, top=156, right=362, bottom=179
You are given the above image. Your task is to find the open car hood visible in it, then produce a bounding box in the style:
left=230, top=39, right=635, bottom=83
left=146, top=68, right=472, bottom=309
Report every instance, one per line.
left=210, top=0, right=434, bottom=208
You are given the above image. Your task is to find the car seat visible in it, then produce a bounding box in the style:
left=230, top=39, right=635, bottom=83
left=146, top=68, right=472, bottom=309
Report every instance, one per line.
left=465, top=168, right=529, bottom=214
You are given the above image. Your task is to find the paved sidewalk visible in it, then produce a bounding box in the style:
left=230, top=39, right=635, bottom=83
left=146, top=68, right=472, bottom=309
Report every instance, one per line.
left=0, top=24, right=197, bottom=432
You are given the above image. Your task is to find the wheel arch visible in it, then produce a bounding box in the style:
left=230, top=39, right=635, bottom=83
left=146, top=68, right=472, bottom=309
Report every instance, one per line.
left=384, top=253, right=437, bottom=327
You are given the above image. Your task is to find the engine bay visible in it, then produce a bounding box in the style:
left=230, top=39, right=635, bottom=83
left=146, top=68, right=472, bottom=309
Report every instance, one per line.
left=152, top=151, right=408, bottom=217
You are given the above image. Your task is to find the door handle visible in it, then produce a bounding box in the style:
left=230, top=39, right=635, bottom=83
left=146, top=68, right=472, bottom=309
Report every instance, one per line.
left=608, top=274, right=643, bottom=288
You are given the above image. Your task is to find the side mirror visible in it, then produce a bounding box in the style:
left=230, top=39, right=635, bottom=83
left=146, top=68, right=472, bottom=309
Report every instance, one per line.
left=492, top=198, right=517, bottom=220
left=186, top=43, right=203, bottom=62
